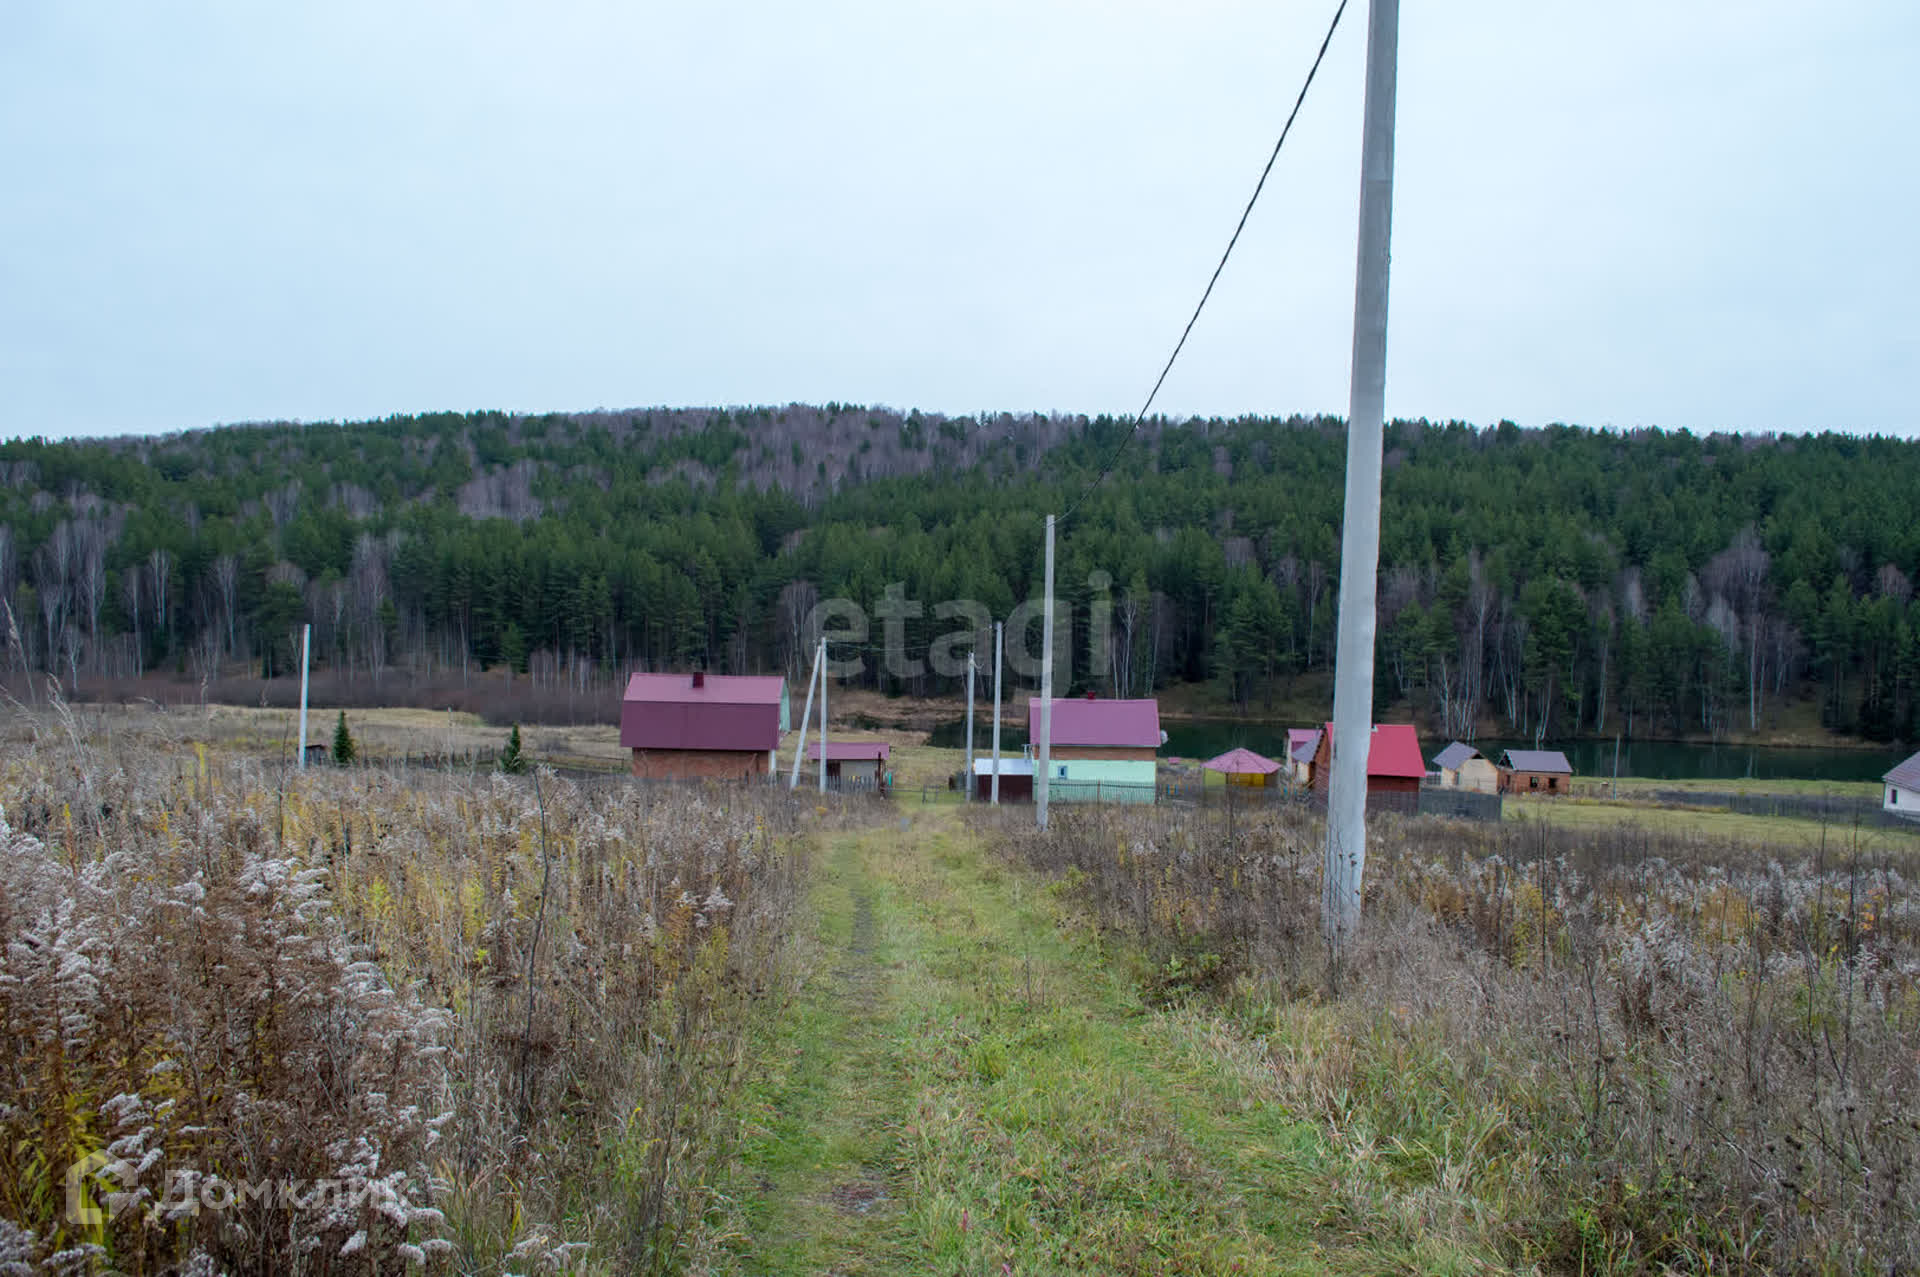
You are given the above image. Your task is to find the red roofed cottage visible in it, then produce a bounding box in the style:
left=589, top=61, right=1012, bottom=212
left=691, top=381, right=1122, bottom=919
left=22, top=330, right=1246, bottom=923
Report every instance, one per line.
left=1309, top=722, right=1425, bottom=801
left=621, top=672, right=789, bottom=781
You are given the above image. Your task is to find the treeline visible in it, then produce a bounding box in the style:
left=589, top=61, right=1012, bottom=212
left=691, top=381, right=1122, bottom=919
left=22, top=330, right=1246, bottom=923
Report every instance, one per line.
left=1, top=407, right=1916, bottom=742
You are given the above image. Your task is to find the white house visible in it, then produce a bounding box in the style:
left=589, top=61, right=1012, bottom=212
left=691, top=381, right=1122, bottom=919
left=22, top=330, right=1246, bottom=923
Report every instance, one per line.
left=1886, top=750, right=1920, bottom=821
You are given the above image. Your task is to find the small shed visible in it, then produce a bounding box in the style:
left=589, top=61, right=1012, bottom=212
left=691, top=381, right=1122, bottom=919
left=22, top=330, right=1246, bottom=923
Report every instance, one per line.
left=807, top=739, right=891, bottom=791
left=1885, top=750, right=1920, bottom=821
left=1286, top=728, right=1322, bottom=784
left=1499, top=749, right=1574, bottom=795
left=1202, top=747, right=1282, bottom=788
left=971, top=756, right=1035, bottom=802
left=1433, top=742, right=1498, bottom=794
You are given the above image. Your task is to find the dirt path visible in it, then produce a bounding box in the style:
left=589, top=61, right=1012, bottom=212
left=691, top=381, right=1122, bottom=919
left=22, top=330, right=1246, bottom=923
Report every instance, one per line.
left=705, top=807, right=1448, bottom=1275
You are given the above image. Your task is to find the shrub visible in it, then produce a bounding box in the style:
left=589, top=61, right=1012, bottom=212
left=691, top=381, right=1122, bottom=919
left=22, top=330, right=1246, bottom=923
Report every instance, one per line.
left=975, top=802, right=1920, bottom=1271
left=0, top=714, right=821, bottom=1273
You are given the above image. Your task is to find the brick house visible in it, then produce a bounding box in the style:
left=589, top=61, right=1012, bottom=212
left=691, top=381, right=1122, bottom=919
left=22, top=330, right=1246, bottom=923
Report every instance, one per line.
left=1498, top=749, right=1573, bottom=795
left=620, top=672, right=788, bottom=780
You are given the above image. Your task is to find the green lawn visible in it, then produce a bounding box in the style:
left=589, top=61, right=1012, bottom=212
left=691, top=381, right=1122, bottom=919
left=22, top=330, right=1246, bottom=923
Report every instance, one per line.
left=702, top=808, right=1517, bottom=1274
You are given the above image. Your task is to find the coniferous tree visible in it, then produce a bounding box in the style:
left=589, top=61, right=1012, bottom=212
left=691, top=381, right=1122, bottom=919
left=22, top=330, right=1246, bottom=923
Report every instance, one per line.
left=500, top=723, right=527, bottom=774
left=332, top=711, right=356, bottom=766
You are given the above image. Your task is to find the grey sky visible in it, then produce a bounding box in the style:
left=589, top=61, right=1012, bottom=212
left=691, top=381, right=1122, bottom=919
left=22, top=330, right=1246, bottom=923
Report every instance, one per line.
left=3, top=1, right=1915, bottom=442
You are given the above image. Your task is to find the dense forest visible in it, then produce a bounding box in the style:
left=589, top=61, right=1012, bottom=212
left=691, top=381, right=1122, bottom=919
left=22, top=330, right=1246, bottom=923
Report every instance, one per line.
left=1, top=405, right=1916, bottom=743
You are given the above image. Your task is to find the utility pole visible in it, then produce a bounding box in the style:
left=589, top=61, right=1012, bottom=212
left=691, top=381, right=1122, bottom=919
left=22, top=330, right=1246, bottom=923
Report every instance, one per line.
left=1036, top=514, right=1055, bottom=831
left=1326, top=0, right=1401, bottom=947
left=297, top=623, right=311, bottom=769
left=818, top=636, right=829, bottom=795
left=965, top=650, right=976, bottom=802
left=991, top=620, right=1003, bottom=805
left=789, top=638, right=822, bottom=789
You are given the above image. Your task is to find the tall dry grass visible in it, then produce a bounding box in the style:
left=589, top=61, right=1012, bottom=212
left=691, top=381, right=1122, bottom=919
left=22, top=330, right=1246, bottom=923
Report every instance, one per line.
left=0, top=709, right=819, bottom=1274
left=981, top=803, right=1920, bottom=1272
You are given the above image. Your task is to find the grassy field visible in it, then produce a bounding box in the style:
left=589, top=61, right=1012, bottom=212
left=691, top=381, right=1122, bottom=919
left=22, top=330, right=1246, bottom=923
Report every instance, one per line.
left=1504, top=793, right=1920, bottom=853
left=9, top=703, right=1918, bottom=1271
left=1580, top=774, right=1885, bottom=800
left=706, top=808, right=1502, bottom=1273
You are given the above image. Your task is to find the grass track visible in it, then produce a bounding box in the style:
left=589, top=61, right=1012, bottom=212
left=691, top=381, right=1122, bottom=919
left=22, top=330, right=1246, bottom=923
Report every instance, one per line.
left=704, top=807, right=1506, bottom=1275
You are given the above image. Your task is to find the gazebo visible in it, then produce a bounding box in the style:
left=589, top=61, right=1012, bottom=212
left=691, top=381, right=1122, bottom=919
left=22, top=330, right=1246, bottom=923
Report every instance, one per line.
left=1202, top=747, right=1282, bottom=788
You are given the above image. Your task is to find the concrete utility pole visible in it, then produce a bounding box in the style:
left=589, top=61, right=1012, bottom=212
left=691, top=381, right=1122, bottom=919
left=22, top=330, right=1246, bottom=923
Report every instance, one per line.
left=991, top=620, right=1003, bottom=805
left=965, top=650, right=976, bottom=802
left=1036, top=514, right=1055, bottom=831
left=818, top=636, right=829, bottom=795
left=788, top=638, right=822, bottom=789
left=297, top=623, right=311, bottom=769
left=1326, top=0, right=1401, bottom=946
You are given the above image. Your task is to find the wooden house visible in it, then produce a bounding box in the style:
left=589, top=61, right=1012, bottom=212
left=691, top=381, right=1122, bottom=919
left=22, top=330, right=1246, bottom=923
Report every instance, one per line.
left=1885, top=750, right=1920, bottom=821
left=1498, top=749, right=1573, bottom=795
left=620, top=672, right=789, bottom=781
left=1309, top=722, right=1425, bottom=798
left=1433, top=741, right=1498, bottom=793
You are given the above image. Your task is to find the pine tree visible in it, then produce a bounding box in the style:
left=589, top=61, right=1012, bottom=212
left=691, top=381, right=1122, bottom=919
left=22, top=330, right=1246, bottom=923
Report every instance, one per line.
left=500, top=723, right=527, bottom=775
left=332, top=712, right=356, bottom=766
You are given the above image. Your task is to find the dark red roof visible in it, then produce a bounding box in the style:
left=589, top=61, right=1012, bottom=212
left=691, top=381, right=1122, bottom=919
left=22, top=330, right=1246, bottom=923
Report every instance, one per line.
left=806, top=740, right=891, bottom=762
left=621, top=673, right=783, bottom=752
left=1323, top=722, right=1425, bottom=778
left=623, top=673, right=784, bottom=705
left=1028, top=697, right=1161, bottom=749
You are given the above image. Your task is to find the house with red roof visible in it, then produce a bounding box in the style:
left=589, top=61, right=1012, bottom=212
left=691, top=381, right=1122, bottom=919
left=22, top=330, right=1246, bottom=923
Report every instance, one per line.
left=1309, top=722, right=1425, bottom=801
left=1026, top=695, right=1163, bottom=804
left=620, top=672, right=789, bottom=781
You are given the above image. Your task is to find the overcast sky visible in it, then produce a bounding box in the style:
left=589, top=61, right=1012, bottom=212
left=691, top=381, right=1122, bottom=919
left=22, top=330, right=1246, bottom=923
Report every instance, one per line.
left=3, top=1, right=1915, bottom=442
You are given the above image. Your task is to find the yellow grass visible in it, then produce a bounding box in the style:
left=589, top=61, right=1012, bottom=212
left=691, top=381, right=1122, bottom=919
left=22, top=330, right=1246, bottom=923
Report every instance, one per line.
left=1505, top=794, right=1920, bottom=854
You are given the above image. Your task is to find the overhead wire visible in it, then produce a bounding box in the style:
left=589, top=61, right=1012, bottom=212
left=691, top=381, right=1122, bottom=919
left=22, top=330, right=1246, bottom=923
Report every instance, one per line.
left=1060, top=0, right=1350, bottom=522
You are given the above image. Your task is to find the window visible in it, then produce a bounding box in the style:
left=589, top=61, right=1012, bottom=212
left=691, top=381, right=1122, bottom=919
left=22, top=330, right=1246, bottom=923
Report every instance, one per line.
left=1530, top=776, right=1539, bottom=790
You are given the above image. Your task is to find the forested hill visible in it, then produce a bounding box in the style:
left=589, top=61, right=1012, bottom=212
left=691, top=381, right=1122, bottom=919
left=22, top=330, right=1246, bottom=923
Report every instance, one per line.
left=1, top=406, right=1916, bottom=743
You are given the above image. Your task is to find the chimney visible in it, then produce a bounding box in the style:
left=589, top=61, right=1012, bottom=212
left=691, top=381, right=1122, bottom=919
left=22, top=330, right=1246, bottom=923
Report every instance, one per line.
left=692, top=671, right=705, bottom=689
left=1084, top=691, right=1095, bottom=701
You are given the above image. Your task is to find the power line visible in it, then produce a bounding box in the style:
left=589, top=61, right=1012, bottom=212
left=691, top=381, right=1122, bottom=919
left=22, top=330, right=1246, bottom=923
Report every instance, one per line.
left=1062, top=0, right=1350, bottom=521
